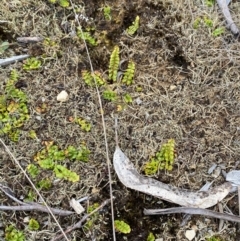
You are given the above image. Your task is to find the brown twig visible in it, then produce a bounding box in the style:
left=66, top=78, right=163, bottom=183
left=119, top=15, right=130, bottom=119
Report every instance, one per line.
left=144, top=207, right=240, bottom=223
left=51, top=198, right=112, bottom=241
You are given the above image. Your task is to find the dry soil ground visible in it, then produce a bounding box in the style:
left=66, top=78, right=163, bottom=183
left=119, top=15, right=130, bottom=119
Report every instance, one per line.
left=1, top=0, right=240, bottom=240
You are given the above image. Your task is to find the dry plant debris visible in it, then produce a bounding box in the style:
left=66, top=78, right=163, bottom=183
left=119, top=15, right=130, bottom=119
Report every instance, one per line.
left=1, top=0, right=240, bottom=240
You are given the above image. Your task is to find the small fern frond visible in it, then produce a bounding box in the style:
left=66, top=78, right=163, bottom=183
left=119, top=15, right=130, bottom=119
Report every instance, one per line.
left=126, top=16, right=140, bottom=35
left=108, top=46, right=120, bottom=81
left=122, top=60, right=135, bottom=85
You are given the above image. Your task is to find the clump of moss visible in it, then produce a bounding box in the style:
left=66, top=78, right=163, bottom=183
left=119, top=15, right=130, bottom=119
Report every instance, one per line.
left=206, top=236, right=225, bottom=241
left=30, top=142, right=90, bottom=182
left=144, top=139, right=175, bottom=175
left=0, top=70, right=29, bottom=142
left=5, top=225, right=25, bottom=241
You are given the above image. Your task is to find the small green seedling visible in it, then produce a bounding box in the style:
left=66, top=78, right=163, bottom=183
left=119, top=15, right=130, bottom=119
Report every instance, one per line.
left=136, top=86, right=142, bottom=92
left=103, top=90, right=117, bottom=101
left=84, top=203, right=100, bottom=230
left=193, top=17, right=201, bottom=29
left=87, top=203, right=99, bottom=213
left=205, top=0, right=215, bottom=7
left=144, top=139, right=175, bottom=175
left=0, top=41, right=9, bottom=54
left=25, top=190, right=36, bottom=202
left=28, top=219, right=40, bottom=231
left=212, top=27, right=224, bottom=37
left=123, top=93, right=133, bottom=104
left=43, top=38, right=57, bottom=47
left=29, top=130, right=37, bottom=139
left=37, top=178, right=52, bottom=189
left=147, top=232, right=155, bottom=241
left=126, top=16, right=140, bottom=35
left=74, top=117, right=91, bottom=132
left=82, top=70, right=105, bottom=87
left=93, top=71, right=106, bottom=86
left=77, top=29, right=97, bottom=46
left=82, top=70, right=93, bottom=86
left=43, top=38, right=62, bottom=57
left=65, top=145, right=90, bottom=162
left=122, top=60, right=135, bottom=85
left=114, top=220, right=131, bottom=234
left=5, top=225, right=25, bottom=241
left=103, top=5, right=111, bottom=21
left=23, top=57, right=41, bottom=71
left=54, top=165, right=79, bottom=182
left=204, top=16, right=213, bottom=28
left=58, top=0, right=69, bottom=7
left=206, top=236, right=224, bottom=241
left=27, top=164, right=39, bottom=178
left=108, top=46, right=120, bottom=81
left=0, top=70, right=29, bottom=142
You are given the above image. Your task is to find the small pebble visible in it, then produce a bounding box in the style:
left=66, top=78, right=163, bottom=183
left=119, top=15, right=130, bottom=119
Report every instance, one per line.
left=23, top=216, right=30, bottom=223
left=35, top=115, right=42, bottom=121
left=57, top=90, right=69, bottom=102
left=169, top=85, right=177, bottom=91
left=185, top=229, right=196, bottom=241
left=135, top=97, right=142, bottom=105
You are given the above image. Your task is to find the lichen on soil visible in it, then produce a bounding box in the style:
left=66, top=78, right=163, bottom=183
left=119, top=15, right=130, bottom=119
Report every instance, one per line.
left=1, top=0, right=240, bottom=240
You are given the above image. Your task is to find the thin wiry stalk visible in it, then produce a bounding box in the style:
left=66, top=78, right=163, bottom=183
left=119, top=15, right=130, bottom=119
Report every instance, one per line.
left=68, top=1, right=116, bottom=240
left=0, top=139, right=70, bottom=241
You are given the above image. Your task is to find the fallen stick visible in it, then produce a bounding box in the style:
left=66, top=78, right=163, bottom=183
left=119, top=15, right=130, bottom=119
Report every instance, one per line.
left=0, top=205, right=74, bottom=216
left=0, top=183, right=74, bottom=216
left=144, top=207, right=240, bottom=223
left=0, top=54, right=29, bottom=67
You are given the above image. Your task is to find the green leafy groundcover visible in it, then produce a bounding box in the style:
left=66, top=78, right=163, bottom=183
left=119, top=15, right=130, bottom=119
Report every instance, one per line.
left=29, top=143, right=90, bottom=182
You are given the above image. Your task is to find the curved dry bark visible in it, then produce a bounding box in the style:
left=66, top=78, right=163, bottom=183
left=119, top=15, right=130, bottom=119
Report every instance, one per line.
left=113, top=146, right=232, bottom=209
left=217, top=0, right=239, bottom=35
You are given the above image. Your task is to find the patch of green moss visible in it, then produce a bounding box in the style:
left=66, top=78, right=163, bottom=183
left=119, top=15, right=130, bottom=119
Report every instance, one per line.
left=206, top=236, right=224, bottom=241
left=144, top=139, right=175, bottom=175
left=31, top=142, right=90, bottom=182
left=0, top=70, right=29, bottom=142
left=5, top=225, right=25, bottom=241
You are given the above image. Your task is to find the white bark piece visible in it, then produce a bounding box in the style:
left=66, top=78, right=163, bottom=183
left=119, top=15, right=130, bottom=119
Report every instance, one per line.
left=226, top=170, right=240, bottom=186
left=113, top=146, right=232, bottom=208
left=0, top=54, right=29, bottom=67
left=70, top=198, right=85, bottom=214
left=185, top=230, right=196, bottom=241
left=57, top=90, right=69, bottom=102
left=217, top=0, right=239, bottom=35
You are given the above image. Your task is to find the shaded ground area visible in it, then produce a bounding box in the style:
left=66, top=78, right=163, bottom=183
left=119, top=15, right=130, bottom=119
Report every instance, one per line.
left=1, top=0, right=240, bottom=240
